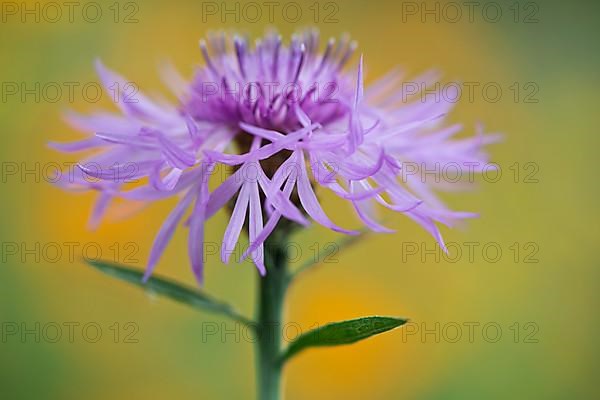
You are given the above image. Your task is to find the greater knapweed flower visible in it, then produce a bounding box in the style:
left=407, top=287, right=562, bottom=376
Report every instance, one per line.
left=51, top=29, right=499, bottom=285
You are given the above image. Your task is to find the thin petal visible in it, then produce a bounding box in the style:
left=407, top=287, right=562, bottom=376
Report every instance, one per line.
left=48, top=138, right=104, bottom=152
left=156, top=132, right=196, bottom=169
left=188, top=170, right=211, bottom=285
left=247, top=182, right=266, bottom=275
left=221, top=183, right=251, bottom=264
left=88, top=191, right=113, bottom=230
left=205, top=167, right=245, bottom=217
left=95, top=131, right=157, bottom=149
left=144, top=188, right=195, bottom=281
left=295, top=151, right=357, bottom=235
left=241, top=171, right=297, bottom=260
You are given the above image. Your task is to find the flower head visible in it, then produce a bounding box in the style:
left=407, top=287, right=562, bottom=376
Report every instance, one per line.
left=51, top=29, right=499, bottom=285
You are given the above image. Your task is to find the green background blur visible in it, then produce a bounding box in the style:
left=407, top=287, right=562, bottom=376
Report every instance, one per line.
left=1, top=0, right=598, bottom=398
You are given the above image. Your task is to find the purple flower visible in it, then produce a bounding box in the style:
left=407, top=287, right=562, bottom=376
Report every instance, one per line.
left=51, top=29, right=499, bottom=285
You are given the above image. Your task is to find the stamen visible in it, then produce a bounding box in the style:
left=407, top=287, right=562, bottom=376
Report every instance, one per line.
left=331, top=33, right=350, bottom=65
left=293, top=44, right=306, bottom=84
left=314, top=38, right=335, bottom=78
left=271, top=35, right=282, bottom=79
left=287, top=36, right=300, bottom=81
left=212, top=31, right=226, bottom=53
left=307, top=28, right=319, bottom=54
left=337, top=41, right=358, bottom=71
left=199, top=39, right=218, bottom=75
left=255, top=39, right=266, bottom=80
left=234, top=36, right=247, bottom=79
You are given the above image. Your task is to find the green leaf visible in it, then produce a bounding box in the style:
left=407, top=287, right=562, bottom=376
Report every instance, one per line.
left=86, top=260, right=254, bottom=327
left=280, top=316, right=408, bottom=363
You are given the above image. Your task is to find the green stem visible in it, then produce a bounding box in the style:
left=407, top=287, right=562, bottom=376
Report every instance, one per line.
left=255, top=233, right=290, bottom=400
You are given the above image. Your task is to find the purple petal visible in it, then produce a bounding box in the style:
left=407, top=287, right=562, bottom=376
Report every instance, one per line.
left=349, top=182, right=394, bottom=233
left=48, top=138, right=104, bottom=152
left=88, top=191, right=113, bottom=230
left=156, top=132, right=196, bottom=169
left=78, top=160, right=160, bottom=182
left=239, top=122, right=285, bottom=142
left=95, top=59, right=178, bottom=125
left=295, top=151, right=357, bottom=235
left=205, top=167, right=245, bottom=218
left=294, top=104, right=311, bottom=128
left=95, top=131, right=157, bottom=149
left=406, top=211, right=448, bottom=253
left=150, top=165, right=184, bottom=191
left=256, top=165, right=308, bottom=226
left=241, top=171, right=297, bottom=260
left=121, top=168, right=201, bottom=201
left=64, top=110, right=141, bottom=134
left=188, top=168, right=212, bottom=285
left=144, top=188, right=195, bottom=281
left=221, top=183, right=251, bottom=264
left=247, top=181, right=266, bottom=275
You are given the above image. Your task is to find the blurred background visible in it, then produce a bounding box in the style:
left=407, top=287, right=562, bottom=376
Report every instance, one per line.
left=0, top=0, right=598, bottom=398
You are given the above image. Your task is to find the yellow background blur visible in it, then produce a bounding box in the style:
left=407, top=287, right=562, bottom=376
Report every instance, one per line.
left=1, top=0, right=598, bottom=398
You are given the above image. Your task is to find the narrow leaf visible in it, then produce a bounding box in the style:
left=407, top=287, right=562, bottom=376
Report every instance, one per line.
left=280, top=316, right=408, bottom=363
left=86, top=260, right=254, bottom=327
